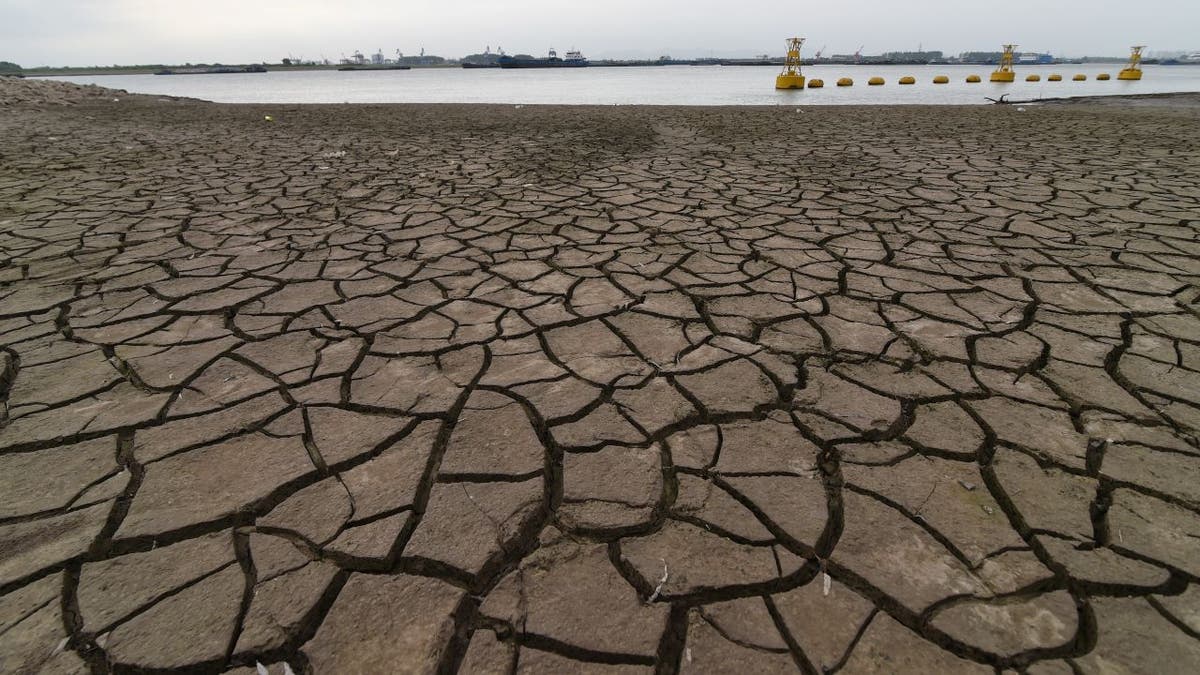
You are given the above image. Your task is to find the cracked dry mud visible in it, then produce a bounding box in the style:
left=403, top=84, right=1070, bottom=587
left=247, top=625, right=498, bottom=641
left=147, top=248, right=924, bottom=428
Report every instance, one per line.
left=2, top=95, right=1200, bottom=674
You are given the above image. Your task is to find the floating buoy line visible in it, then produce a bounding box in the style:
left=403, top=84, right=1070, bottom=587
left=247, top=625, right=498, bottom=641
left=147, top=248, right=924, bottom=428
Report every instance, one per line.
left=774, top=42, right=1146, bottom=91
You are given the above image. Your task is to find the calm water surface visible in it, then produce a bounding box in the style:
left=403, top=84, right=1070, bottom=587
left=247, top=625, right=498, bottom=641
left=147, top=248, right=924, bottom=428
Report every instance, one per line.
left=42, top=64, right=1200, bottom=106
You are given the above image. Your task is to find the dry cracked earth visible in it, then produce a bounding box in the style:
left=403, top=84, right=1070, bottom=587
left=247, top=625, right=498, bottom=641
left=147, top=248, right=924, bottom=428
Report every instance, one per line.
left=2, top=94, right=1200, bottom=674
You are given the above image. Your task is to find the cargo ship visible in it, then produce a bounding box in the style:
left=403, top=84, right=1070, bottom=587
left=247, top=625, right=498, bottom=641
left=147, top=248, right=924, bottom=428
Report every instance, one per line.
left=1162, top=52, right=1200, bottom=65
left=498, top=48, right=588, bottom=68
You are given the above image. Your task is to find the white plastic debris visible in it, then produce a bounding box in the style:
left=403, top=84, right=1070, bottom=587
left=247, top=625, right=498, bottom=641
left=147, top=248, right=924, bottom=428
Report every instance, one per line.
left=789, top=459, right=818, bottom=479
left=647, top=559, right=669, bottom=603
left=51, top=637, right=69, bottom=656
left=822, top=571, right=832, bottom=597
left=256, top=663, right=269, bottom=675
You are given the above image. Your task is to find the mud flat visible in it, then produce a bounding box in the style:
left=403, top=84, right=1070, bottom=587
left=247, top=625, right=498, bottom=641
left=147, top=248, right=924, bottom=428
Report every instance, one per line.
left=1032, top=90, right=1200, bottom=107
left=2, top=78, right=1199, bottom=673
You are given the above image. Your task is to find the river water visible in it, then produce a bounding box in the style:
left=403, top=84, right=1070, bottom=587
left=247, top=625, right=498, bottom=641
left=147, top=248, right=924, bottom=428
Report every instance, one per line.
left=41, top=64, right=1200, bottom=106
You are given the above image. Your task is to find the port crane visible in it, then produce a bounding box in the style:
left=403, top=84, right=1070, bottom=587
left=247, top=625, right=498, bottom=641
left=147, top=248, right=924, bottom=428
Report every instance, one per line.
left=854, top=45, right=864, bottom=64
left=814, top=44, right=826, bottom=60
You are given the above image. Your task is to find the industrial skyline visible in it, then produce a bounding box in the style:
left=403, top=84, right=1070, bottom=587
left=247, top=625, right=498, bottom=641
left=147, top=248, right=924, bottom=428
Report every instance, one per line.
left=3, top=0, right=1198, bottom=67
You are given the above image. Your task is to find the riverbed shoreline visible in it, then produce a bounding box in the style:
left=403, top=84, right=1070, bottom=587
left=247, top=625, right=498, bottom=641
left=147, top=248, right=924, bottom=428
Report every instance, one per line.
left=3, top=78, right=1200, bottom=673
left=1024, top=90, right=1200, bottom=106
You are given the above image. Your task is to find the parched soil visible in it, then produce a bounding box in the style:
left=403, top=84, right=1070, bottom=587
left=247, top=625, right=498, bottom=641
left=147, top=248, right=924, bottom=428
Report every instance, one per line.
left=2, top=89, right=1200, bottom=674
left=0, top=77, right=129, bottom=107
left=1034, top=91, right=1200, bottom=107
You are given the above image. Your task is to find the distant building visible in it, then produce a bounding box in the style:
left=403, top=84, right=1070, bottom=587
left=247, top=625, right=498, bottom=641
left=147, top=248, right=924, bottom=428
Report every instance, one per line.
left=881, top=50, right=944, bottom=63
left=462, top=51, right=501, bottom=66
left=396, top=54, right=446, bottom=66
left=959, top=51, right=1005, bottom=64
left=1017, top=52, right=1054, bottom=65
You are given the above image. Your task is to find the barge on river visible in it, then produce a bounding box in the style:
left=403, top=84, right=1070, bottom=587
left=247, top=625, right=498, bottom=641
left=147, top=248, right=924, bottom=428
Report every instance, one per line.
left=499, top=49, right=588, bottom=68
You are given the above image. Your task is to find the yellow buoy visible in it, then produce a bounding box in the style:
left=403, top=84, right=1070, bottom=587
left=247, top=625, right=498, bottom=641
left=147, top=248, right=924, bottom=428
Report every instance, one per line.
left=1118, top=45, right=1145, bottom=80
left=1026, top=74, right=1041, bottom=82
left=868, top=76, right=885, bottom=86
left=776, top=75, right=805, bottom=89
left=837, top=77, right=854, bottom=87
left=1097, top=73, right=1111, bottom=80
left=1073, top=74, right=1086, bottom=81
left=808, top=78, right=824, bottom=88
left=966, top=75, right=981, bottom=83
left=933, top=75, right=949, bottom=84
left=990, top=44, right=1017, bottom=82
left=775, top=37, right=806, bottom=89
left=899, top=76, right=916, bottom=85
left=1048, top=74, right=1062, bottom=81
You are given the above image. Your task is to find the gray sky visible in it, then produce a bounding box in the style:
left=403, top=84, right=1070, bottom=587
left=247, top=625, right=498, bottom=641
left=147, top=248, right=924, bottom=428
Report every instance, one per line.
left=3, top=0, right=1197, bottom=66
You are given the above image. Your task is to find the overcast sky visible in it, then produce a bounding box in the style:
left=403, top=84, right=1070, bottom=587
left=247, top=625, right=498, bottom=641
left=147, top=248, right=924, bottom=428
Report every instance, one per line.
left=3, top=0, right=1197, bottom=66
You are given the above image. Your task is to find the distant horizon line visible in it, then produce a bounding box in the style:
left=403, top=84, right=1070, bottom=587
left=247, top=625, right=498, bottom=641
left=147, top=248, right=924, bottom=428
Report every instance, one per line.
left=16, top=46, right=1199, bottom=70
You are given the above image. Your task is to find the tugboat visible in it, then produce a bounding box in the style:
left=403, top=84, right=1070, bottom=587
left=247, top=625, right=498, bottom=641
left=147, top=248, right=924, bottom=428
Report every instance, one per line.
left=498, top=48, right=588, bottom=68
